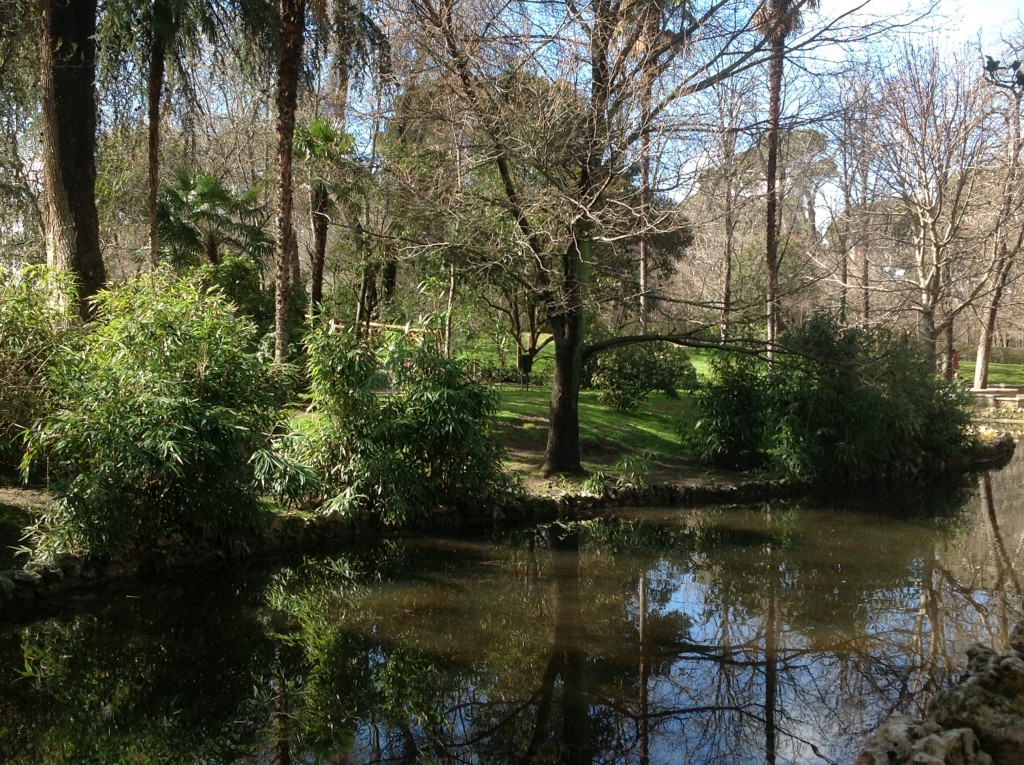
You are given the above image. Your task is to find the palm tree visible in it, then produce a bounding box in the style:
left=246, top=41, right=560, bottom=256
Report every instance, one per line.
left=156, top=171, right=272, bottom=268
left=273, top=0, right=388, bottom=361
left=294, top=118, right=356, bottom=308
left=272, top=0, right=305, bottom=363
left=754, top=0, right=819, bottom=354
left=100, top=0, right=221, bottom=267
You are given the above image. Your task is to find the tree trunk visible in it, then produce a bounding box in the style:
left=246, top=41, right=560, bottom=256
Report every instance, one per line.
left=541, top=252, right=585, bottom=476
left=974, top=96, right=1022, bottom=391
left=764, top=36, right=785, bottom=357
left=444, top=261, right=455, bottom=358
left=920, top=304, right=937, bottom=364
left=39, top=0, right=105, bottom=321
left=721, top=179, right=735, bottom=342
left=542, top=322, right=583, bottom=476
left=638, top=112, right=651, bottom=334
left=147, top=8, right=166, bottom=268
left=273, top=0, right=305, bottom=363
left=309, top=185, right=329, bottom=308
left=860, top=242, right=870, bottom=327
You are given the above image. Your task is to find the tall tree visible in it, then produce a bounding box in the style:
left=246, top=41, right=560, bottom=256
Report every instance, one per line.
left=405, top=0, right=784, bottom=475
left=870, top=44, right=994, bottom=363
left=974, top=55, right=1024, bottom=389
left=754, top=0, right=819, bottom=355
left=294, top=118, right=355, bottom=308
left=39, top=0, right=105, bottom=320
left=272, top=0, right=305, bottom=363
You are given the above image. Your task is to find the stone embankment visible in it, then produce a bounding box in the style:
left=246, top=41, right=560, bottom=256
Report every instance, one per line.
left=0, top=433, right=1016, bottom=621
left=855, top=623, right=1024, bottom=765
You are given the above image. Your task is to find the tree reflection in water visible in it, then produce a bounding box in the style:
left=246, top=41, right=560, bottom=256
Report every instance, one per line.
left=1, top=456, right=1023, bottom=763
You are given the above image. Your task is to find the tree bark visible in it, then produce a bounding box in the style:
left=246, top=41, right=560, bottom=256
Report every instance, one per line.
left=273, top=0, right=305, bottom=363
left=764, top=34, right=785, bottom=357
left=541, top=268, right=584, bottom=477
left=39, top=0, right=105, bottom=321
left=147, top=4, right=167, bottom=268
left=309, top=185, right=329, bottom=308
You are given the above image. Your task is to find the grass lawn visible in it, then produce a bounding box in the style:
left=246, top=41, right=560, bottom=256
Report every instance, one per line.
left=960, top=360, right=1024, bottom=387
left=492, top=385, right=727, bottom=490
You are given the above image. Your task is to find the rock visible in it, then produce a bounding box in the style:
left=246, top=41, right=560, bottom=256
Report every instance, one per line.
left=12, top=569, right=43, bottom=587
left=52, top=553, right=82, bottom=578
left=931, top=685, right=1024, bottom=764
left=855, top=626, right=1024, bottom=765
left=853, top=714, right=992, bottom=765
left=25, top=562, right=64, bottom=583
left=1010, top=623, right=1024, bottom=658
left=0, top=575, right=14, bottom=600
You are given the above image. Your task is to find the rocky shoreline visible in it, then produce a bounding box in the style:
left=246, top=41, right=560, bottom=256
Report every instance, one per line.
left=855, top=623, right=1024, bottom=765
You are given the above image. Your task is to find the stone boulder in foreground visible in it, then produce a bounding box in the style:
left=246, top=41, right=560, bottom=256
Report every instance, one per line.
left=855, top=623, right=1024, bottom=765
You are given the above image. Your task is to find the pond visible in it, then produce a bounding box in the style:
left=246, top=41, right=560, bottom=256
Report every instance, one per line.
left=1, top=451, right=1023, bottom=764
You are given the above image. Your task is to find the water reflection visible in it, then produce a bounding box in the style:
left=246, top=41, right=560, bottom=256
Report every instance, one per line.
left=1, top=459, right=1023, bottom=764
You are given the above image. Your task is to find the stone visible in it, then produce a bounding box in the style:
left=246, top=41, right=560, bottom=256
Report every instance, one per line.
left=12, top=569, right=43, bottom=587
left=852, top=714, right=992, bottom=765
left=930, top=686, right=1024, bottom=764
left=26, top=562, right=64, bottom=583
left=53, top=553, right=82, bottom=578
left=0, top=575, right=14, bottom=600
left=1010, top=622, right=1024, bottom=658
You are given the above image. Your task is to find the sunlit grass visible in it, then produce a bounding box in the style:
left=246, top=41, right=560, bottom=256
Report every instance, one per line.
left=960, top=361, right=1024, bottom=387
left=493, top=386, right=694, bottom=461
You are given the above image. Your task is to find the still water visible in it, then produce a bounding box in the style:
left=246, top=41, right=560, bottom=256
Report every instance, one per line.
left=2, top=454, right=1023, bottom=764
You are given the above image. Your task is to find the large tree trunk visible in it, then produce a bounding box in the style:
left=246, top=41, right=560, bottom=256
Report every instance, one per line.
left=147, top=3, right=167, bottom=268
left=541, top=242, right=585, bottom=477
left=39, top=0, right=105, bottom=321
left=764, top=36, right=785, bottom=357
left=273, top=0, right=305, bottom=363
left=541, top=315, right=583, bottom=476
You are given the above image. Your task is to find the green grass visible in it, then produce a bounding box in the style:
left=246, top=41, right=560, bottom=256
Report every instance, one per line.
left=493, top=385, right=702, bottom=483
left=960, top=360, right=1024, bottom=387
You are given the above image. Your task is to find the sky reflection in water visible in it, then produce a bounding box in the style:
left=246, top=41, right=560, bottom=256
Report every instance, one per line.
left=1, top=453, right=1023, bottom=764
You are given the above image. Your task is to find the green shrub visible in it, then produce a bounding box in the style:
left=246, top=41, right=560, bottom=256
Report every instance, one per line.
left=257, top=323, right=515, bottom=525
left=23, top=271, right=276, bottom=557
left=196, top=254, right=274, bottom=332
left=685, top=352, right=769, bottom=471
left=686, top=313, right=974, bottom=483
left=588, top=343, right=698, bottom=412
left=0, top=266, right=77, bottom=472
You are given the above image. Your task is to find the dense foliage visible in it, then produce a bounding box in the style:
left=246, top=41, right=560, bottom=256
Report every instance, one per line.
left=588, top=343, right=698, bottom=412
left=687, top=313, right=975, bottom=482
left=0, top=266, right=77, bottom=471
left=195, top=254, right=275, bottom=333
left=257, top=323, right=515, bottom=525
left=22, top=271, right=276, bottom=556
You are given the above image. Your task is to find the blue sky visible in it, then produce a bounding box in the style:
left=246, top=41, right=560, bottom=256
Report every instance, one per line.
left=817, top=0, right=1022, bottom=49
left=943, top=0, right=1021, bottom=46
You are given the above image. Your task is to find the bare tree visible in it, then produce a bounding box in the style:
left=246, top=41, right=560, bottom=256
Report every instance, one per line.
left=869, top=44, right=996, bottom=363
left=973, top=53, right=1024, bottom=389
